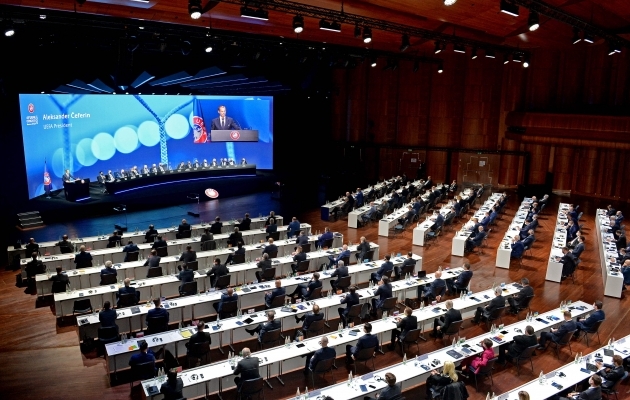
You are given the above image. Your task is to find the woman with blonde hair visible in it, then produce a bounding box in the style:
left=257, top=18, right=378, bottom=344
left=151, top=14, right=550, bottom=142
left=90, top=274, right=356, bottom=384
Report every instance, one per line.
left=425, top=360, right=458, bottom=398
left=518, top=391, right=530, bottom=400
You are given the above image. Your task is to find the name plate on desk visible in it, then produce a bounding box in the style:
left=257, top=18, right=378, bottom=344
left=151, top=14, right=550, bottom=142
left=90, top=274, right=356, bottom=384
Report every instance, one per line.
left=210, top=130, right=259, bottom=142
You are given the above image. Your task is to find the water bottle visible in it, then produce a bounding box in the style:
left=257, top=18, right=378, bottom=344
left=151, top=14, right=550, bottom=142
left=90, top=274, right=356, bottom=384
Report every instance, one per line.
left=403, top=353, right=407, bottom=364
left=538, top=371, right=544, bottom=384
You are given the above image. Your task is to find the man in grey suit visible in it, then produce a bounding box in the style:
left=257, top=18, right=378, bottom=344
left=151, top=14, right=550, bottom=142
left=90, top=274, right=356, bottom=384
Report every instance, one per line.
left=329, top=260, right=349, bottom=292
left=233, top=347, right=260, bottom=389
left=211, top=105, right=241, bottom=130
left=364, top=372, right=401, bottom=400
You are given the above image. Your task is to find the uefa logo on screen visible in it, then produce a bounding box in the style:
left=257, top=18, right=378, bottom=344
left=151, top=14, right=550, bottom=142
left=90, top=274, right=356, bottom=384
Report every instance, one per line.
left=205, top=188, right=219, bottom=199
left=28, top=103, right=35, bottom=113
left=230, top=130, right=241, bottom=140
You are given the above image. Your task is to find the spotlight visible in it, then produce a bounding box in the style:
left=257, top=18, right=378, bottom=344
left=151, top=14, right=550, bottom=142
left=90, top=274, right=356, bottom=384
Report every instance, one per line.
left=241, top=6, right=268, bottom=21
left=370, top=57, right=377, bottom=67
left=400, top=34, right=410, bottom=52
left=205, top=43, right=213, bottom=53
left=4, top=21, right=15, bottom=37
left=485, top=49, right=496, bottom=58
left=471, top=47, right=478, bottom=59
left=572, top=28, right=582, bottom=44
left=189, top=0, right=202, bottom=20
left=437, top=62, right=444, bottom=74
left=513, top=53, right=523, bottom=62
left=453, top=44, right=466, bottom=53
left=39, top=14, right=46, bottom=20
left=181, top=40, right=192, bottom=56
left=503, top=54, right=510, bottom=64
left=500, top=0, right=519, bottom=17
left=362, top=27, right=372, bottom=44
left=444, top=0, right=457, bottom=5
left=583, top=32, right=594, bottom=43
left=434, top=41, right=444, bottom=54
left=608, top=41, right=621, bottom=55
left=293, top=15, right=304, bottom=33
left=523, top=54, right=530, bottom=68
left=354, top=25, right=361, bottom=38
left=528, top=11, right=540, bottom=31
left=319, top=19, right=341, bottom=32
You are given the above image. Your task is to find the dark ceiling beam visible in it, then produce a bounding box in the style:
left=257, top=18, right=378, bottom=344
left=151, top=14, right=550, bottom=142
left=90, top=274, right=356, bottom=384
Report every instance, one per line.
left=214, top=0, right=527, bottom=55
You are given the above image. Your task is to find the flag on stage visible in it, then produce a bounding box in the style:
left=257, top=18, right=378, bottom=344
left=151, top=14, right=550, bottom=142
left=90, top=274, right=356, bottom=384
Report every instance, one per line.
left=43, top=160, right=51, bottom=188
left=192, top=99, right=208, bottom=143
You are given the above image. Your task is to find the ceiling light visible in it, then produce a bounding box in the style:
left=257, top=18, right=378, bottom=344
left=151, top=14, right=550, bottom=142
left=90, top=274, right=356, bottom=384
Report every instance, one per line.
left=362, top=27, right=372, bottom=44
left=189, top=0, right=202, bottom=20
left=434, top=41, right=443, bottom=54
left=485, top=49, right=496, bottom=58
left=608, top=42, right=621, bottom=55
left=471, top=47, right=478, bottom=59
left=444, top=0, right=457, bottom=5
left=370, top=57, right=377, bottom=67
left=503, top=54, right=510, bottom=64
left=354, top=25, right=361, bottom=38
left=583, top=32, right=594, bottom=43
left=39, top=14, right=46, bottom=20
left=319, top=19, right=341, bottom=32
left=240, top=6, right=268, bottom=21
left=528, top=11, right=540, bottom=31
left=513, top=53, right=523, bottom=62
left=453, top=44, right=466, bottom=53
left=4, top=21, right=15, bottom=37
left=437, top=63, right=444, bottom=74
left=572, top=28, right=582, bottom=44
left=293, top=15, right=304, bottom=33
left=500, top=0, right=519, bottom=17
left=523, top=54, right=530, bottom=68
left=205, top=43, right=213, bottom=53
left=400, top=34, right=410, bottom=52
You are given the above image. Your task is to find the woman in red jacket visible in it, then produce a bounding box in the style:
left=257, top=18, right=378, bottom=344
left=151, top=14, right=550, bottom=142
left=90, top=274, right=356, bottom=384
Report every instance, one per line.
left=458, top=338, right=494, bottom=374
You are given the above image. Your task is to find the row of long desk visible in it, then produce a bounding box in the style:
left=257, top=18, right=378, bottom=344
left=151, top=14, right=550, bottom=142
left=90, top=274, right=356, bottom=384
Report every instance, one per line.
left=55, top=237, right=357, bottom=317
left=76, top=243, right=392, bottom=338
left=545, top=203, right=570, bottom=283
left=595, top=209, right=624, bottom=298
left=321, top=179, right=403, bottom=222
left=451, top=192, right=503, bottom=257
left=496, top=198, right=533, bottom=269
left=104, top=254, right=425, bottom=374
left=10, top=215, right=284, bottom=260
left=496, top=335, right=630, bottom=400
left=140, top=293, right=589, bottom=399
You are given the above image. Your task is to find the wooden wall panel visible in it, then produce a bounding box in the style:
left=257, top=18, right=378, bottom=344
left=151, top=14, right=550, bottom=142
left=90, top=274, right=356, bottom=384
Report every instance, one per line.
left=331, top=69, right=348, bottom=141
left=552, top=146, right=574, bottom=190
left=346, top=65, right=368, bottom=142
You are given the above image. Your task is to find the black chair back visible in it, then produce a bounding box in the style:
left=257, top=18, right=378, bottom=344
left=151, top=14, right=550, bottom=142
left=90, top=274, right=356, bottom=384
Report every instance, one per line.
left=215, top=274, right=231, bottom=289
left=269, top=295, right=286, bottom=308
left=556, top=329, right=575, bottom=346
left=442, top=320, right=463, bottom=337
left=126, top=252, right=139, bottom=262
left=60, top=246, right=73, bottom=254
left=399, top=263, right=415, bottom=277
left=180, top=281, right=198, bottom=296
left=186, top=261, right=199, bottom=271
left=267, top=251, right=278, bottom=259
left=296, top=260, right=310, bottom=273
left=260, top=328, right=282, bottom=348
left=76, top=259, right=93, bottom=269
left=52, top=280, right=68, bottom=293
left=306, top=319, right=325, bottom=337
left=146, top=315, right=169, bottom=334
left=363, top=250, right=375, bottom=262
left=268, top=232, right=280, bottom=241
left=118, top=292, right=138, bottom=307
left=201, top=240, right=216, bottom=251
left=341, top=256, right=350, bottom=266
left=301, top=243, right=311, bottom=253
left=487, top=306, right=506, bottom=325
left=518, top=295, right=534, bottom=311
left=220, top=301, right=238, bottom=318
left=131, top=361, right=156, bottom=382
left=156, top=246, right=168, bottom=257
left=308, top=287, right=323, bottom=300
left=145, top=234, right=157, bottom=243
left=98, top=326, right=119, bottom=342
left=239, top=377, right=264, bottom=398
left=381, top=297, right=398, bottom=313
left=403, top=328, right=422, bottom=345
left=188, top=341, right=211, bottom=362
left=312, top=357, right=335, bottom=374
left=347, top=303, right=363, bottom=320
left=322, top=239, right=334, bottom=249
left=100, top=274, right=117, bottom=285
left=73, top=299, right=93, bottom=315
left=147, top=267, right=163, bottom=278
left=232, top=253, right=245, bottom=264
left=584, top=319, right=604, bottom=334
left=261, top=267, right=276, bottom=281
left=180, top=230, right=192, bottom=239
left=476, top=357, right=497, bottom=375
left=335, top=276, right=352, bottom=292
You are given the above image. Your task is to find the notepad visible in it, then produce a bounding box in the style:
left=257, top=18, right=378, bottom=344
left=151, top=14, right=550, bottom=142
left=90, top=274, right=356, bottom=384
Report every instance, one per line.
left=180, top=329, right=193, bottom=338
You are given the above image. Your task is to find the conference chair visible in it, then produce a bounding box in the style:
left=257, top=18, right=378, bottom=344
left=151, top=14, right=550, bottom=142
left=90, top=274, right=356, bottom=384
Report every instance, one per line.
left=73, top=299, right=93, bottom=316
left=214, top=274, right=231, bottom=290
left=177, top=230, right=191, bottom=239
left=378, top=297, right=399, bottom=318
left=219, top=301, right=238, bottom=319
left=186, top=261, right=198, bottom=271
left=322, top=239, right=334, bottom=249
left=129, top=361, right=156, bottom=390
left=267, top=232, right=280, bottom=241
left=201, top=240, right=216, bottom=251
left=100, top=274, right=117, bottom=286
left=549, top=329, right=578, bottom=359
left=187, top=341, right=211, bottom=368
left=352, top=346, right=377, bottom=374
left=513, top=344, right=538, bottom=375
left=259, top=328, right=282, bottom=350
left=485, top=306, right=507, bottom=329
left=266, top=295, right=286, bottom=310
left=179, top=281, right=198, bottom=297
left=401, top=328, right=422, bottom=355
left=147, top=267, right=163, bottom=278
left=97, top=326, right=119, bottom=357
left=156, top=247, right=168, bottom=257
left=310, top=358, right=336, bottom=389
left=146, top=315, right=169, bottom=335
left=579, top=319, right=604, bottom=346
left=472, top=357, right=497, bottom=392
left=75, top=259, right=93, bottom=269
left=295, top=260, right=311, bottom=275
left=231, top=253, right=245, bottom=265
left=237, top=377, right=264, bottom=400
left=345, top=303, right=364, bottom=327
left=305, top=319, right=326, bottom=338
left=334, top=276, right=352, bottom=293
left=60, top=246, right=73, bottom=254
left=52, top=281, right=68, bottom=294
left=307, top=287, right=323, bottom=300
left=266, top=251, right=278, bottom=260
left=259, top=267, right=276, bottom=282
left=300, top=243, right=311, bottom=253
left=125, top=252, right=139, bottom=262
left=117, top=292, right=139, bottom=308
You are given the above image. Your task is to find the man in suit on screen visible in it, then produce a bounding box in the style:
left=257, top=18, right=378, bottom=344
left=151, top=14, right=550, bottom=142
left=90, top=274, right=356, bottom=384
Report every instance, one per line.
left=211, top=105, right=241, bottom=130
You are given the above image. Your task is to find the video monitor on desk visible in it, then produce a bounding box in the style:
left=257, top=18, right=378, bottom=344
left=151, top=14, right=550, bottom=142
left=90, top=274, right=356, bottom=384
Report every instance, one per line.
left=18, top=94, right=273, bottom=199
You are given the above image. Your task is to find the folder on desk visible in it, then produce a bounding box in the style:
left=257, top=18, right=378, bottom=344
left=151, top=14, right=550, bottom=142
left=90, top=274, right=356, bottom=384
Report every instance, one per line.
left=147, top=386, right=159, bottom=395
left=131, top=307, right=140, bottom=314
left=446, top=350, right=463, bottom=359
left=180, top=329, right=193, bottom=338
left=243, top=317, right=254, bottom=324
left=604, top=349, right=614, bottom=357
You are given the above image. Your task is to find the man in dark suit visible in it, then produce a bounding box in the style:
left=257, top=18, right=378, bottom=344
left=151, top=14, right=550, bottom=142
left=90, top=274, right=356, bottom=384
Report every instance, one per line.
left=186, top=321, right=211, bottom=360
left=179, top=245, right=197, bottom=266
left=304, top=336, right=336, bottom=374
left=262, top=238, right=278, bottom=257
left=255, top=253, right=272, bottom=282
left=145, top=225, right=158, bottom=243
left=446, top=262, right=473, bottom=294
left=575, top=300, right=605, bottom=337
left=361, top=202, right=377, bottom=225
left=560, top=246, right=577, bottom=279
left=287, top=217, right=301, bottom=238
left=338, top=286, right=360, bottom=328
left=265, top=211, right=277, bottom=226
left=25, top=238, right=40, bottom=256
left=56, top=235, right=75, bottom=252
left=288, top=246, right=307, bottom=274
left=265, top=218, right=278, bottom=239
left=329, top=260, right=349, bottom=292
left=151, top=235, right=167, bottom=251
left=327, top=244, right=351, bottom=269
left=559, top=375, right=602, bottom=400
left=98, top=301, right=118, bottom=331
left=210, top=217, right=223, bottom=235
left=394, top=252, right=416, bottom=280
left=519, top=216, right=539, bottom=239
left=371, top=276, right=393, bottom=317
left=370, top=255, right=394, bottom=284
left=233, top=347, right=260, bottom=390
left=62, top=169, right=75, bottom=182
left=121, top=240, right=139, bottom=262
left=211, top=105, right=241, bottom=130
left=100, top=260, right=117, bottom=284
left=160, top=369, right=184, bottom=400
left=146, top=298, right=170, bottom=332
left=176, top=263, right=195, bottom=293
left=596, top=355, right=625, bottom=390
left=466, top=226, right=486, bottom=253
left=472, top=287, right=505, bottom=324
left=144, top=249, right=161, bottom=269
left=213, top=287, right=238, bottom=314
left=389, top=306, right=418, bottom=350
left=432, top=300, right=462, bottom=338
left=239, top=213, right=252, bottom=231
left=510, top=236, right=525, bottom=259
left=508, top=278, right=534, bottom=314
left=200, top=228, right=213, bottom=244
left=346, top=322, right=379, bottom=364
left=74, top=245, right=93, bottom=268
left=571, top=236, right=585, bottom=260
left=107, top=231, right=122, bottom=248
left=538, top=310, right=577, bottom=349
left=317, top=227, right=334, bottom=249
left=264, top=279, right=285, bottom=308
left=421, top=270, right=447, bottom=301
left=497, top=325, right=538, bottom=364
left=207, top=258, right=228, bottom=287
left=521, top=230, right=535, bottom=250
left=295, top=304, right=324, bottom=336
left=50, top=266, right=70, bottom=293
left=365, top=372, right=401, bottom=400
left=295, top=231, right=309, bottom=248
left=128, top=341, right=156, bottom=378
left=355, top=236, right=371, bottom=263
left=25, top=252, right=45, bottom=286
left=245, top=310, right=281, bottom=343
left=117, top=278, right=139, bottom=306
left=228, top=227, right=243, bottom=247
left=290, top=272, right=323, bottom=301
left=176, top=219, right=191, bottom=239
left=606, top=204, right=616, bottom=217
